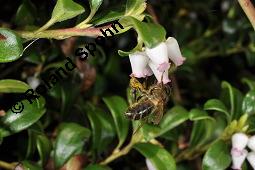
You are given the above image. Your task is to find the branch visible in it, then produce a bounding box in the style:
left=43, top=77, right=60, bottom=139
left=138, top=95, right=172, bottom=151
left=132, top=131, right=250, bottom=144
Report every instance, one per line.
left=15, top=24, right=113, bottom=40
left=238, top=0, right=255, bottom=30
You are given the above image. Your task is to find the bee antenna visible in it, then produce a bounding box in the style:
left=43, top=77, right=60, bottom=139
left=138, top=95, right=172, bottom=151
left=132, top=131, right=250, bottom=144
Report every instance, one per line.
left=160, top=71, right=165, bottom=87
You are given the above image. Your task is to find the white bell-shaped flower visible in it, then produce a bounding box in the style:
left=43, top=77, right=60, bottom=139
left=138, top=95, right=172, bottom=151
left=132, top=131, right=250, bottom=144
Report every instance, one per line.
left=232, top=133, right=249, bottom=151
left=231, top=148, right=248, bottom=170
left=247, top=152, right=255, bottom=170
left=148, top=60, right=170, bottom=84
left=145, top=42, right=170, bottom=72
left=166, top=37, right=185, bottom=66
left=143, top=65, right=153, bottom=77
left=129, top=51, right=149, bottom=78
left=248, top=135, right=255, bottom=151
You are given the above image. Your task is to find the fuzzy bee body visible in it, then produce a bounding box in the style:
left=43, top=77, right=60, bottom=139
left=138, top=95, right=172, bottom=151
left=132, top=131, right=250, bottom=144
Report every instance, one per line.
left=125, top=100, right=154, bottom=120
left=125, top=76, right=171, bottom=124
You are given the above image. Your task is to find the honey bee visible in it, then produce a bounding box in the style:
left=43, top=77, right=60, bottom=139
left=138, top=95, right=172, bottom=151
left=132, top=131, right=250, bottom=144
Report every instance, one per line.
left=125, top=75, right=171, bottom=125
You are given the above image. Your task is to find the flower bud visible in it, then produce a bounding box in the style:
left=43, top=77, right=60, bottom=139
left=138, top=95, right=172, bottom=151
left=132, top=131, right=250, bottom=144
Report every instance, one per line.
left=165, top=37, right=185, bottom=66
left=247, top=152, right=255, bottom=170
left=231, top=133, right=249, bottom=150
left=248, top=135, right=255, bottom=151
left=145, top=42, right=170, bottom=72
left=231, top=148, right=247, bottom=170
left=148, top=60, right=171, bottom=84
left=129, top=51, right=149, bottom=78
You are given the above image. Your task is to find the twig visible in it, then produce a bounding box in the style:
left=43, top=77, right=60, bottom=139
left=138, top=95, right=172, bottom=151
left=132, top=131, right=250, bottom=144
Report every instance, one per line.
left=238, top=0, right=255, bottom=30
left=0, top=160, right=17, bottom=170
left=15, top=24, right=113, bottom=40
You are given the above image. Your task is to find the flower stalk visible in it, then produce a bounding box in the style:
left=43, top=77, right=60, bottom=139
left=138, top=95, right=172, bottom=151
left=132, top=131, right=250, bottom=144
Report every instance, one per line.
left=238, top=0, right=255, bottom=30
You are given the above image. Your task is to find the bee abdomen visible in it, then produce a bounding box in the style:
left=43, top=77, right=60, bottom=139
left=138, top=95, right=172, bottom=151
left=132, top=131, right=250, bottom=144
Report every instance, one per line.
left=125, top=100, right=154, bottom=120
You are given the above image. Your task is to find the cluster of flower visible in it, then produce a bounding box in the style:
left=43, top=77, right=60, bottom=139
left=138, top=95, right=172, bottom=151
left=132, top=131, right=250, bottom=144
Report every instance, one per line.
left=231, top=133, right=255, bottom=169
left=128, top=37, right=185, bottom=84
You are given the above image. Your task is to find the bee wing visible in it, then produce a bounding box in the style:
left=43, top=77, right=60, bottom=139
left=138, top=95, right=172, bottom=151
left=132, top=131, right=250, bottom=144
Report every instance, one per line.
left=152, top=101, right=164, bottom=125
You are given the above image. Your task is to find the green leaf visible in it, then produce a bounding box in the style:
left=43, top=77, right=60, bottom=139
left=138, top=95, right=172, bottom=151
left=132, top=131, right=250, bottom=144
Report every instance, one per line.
left=134, top=143, right=176, bottom=170
left=39, top=0, right=85, bottom=31
left=221, top=81, right=244, bottom=120
left=204, top=99, right=230, bottom=121
left=0, top=28, right=23, bottom=63
left=54, top=123, right=91, bottom=169
left=0, top=96, right=46, bottom=137
left=242, top=90, right=255, bottom=114
left=84, top=164, right=111, bottom=170
left=52, top=0, right=85, bottom=22
left=120, top=16, right=166, bottom=48
left=159, top=106, right=190, bottom=135
left=125, top=0, right=146, bottom=15
left=189, top=108, right=214, bottom=121
left=189, top=119, right=214, bottom=147
left=89, top=0, right=103, bottom=14
left=202, top=140, right=231, bottom=170
left=14, top=0, right=36, bottom=26
left=0, top=79, right=30, bottom=93
left=83, top=103, right=115, bottom=153
left=138, top=106, right=189, bottom=141
left=103, top=96, right=129, bottom=148
left=36, top=134, right=52, bottom=165
left=92, top=10, right=124, bottom=25
left=242, top=78, right=255, bottom=90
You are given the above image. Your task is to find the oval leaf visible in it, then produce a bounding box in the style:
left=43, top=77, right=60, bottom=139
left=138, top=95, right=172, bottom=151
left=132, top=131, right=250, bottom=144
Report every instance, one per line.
left=189, top=109, right=214, bottom=121
left=242, top=90, right=255, bottom=114
left=54, top=123, right=91, bottom=169
left=0, top=79, right=30, bottom=93
left=204, top=99, right=230, bottom=121
left=202, top=140, right=231, bottom=170
left=0, top=28, right=23, bottom=63
left=0, top=96, right=46, bottom=137
left=103, top=96, right=129, bottom=148
left=134, top=143, right=176, bottom=170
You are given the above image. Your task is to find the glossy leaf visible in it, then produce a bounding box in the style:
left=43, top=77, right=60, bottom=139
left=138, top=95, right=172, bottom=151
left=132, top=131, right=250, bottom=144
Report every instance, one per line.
left=36, top=134, right=51, bottom=165
left=242, top=90, right=255, bottom=114
left=0, top=79, right=30, bottom=93
left=45, top=0, right=84, bottom=29
left=0, top=96, right=46, bottom=137
left=202, top=140, right=231, bottom=170
left=125, top=0, right=146, bottom=15
left=84, top=103, right=115, bottom=153
left=103, top=96, right=129, bottom=148
left=138, top=106, right=189, bottom=141
left=0, top=28, right=23, bottom=63
left=89, top=0, right=103, bottom=14
left=189, top=109, right=214, bottom=121
left=204, top=99, right=230, bottom=121
left=54, top=123, right=91, bottom=169
left=134, top=143, right=176, bottom=170
left=120, top=16, right=166, bottom=48
left=159, top=106, right=190, bottom=135
left=221, top=81, right=244, bottom=120
left=189, top=119, right=214, bottom=147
